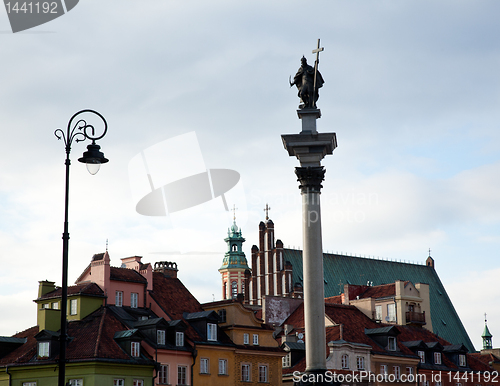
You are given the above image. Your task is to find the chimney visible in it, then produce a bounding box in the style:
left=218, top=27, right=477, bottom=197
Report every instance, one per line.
left=38, top=281, right=56, bottom=298
left=154, top=261, right=178, bottom=278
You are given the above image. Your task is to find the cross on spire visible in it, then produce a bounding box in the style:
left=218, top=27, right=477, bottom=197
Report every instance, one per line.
left=428, top=248, right=431, bottom=256
left=232, top=204, right=238, bottom=221
left=312, top=38, right=324, bottom=107
left=264, top=203, right=271, bottom=220
left=485, top=313, right=488, bottom=324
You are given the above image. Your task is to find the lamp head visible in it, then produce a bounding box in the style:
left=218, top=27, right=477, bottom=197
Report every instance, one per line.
left=78, top=142, right=109, bottom=175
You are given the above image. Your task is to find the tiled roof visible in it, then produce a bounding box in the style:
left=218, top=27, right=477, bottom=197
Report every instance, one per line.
left=0, top=307, right=155, bottom=366
left=358, top=283, right=396, bottom=299
left=470, top=352, right=500, bottom=365
left=149, top=272, right=203, bottom=320
left=149, top=272, right=203, bottom=341
left=325, top=295, right=342, bottom=304
left=283, top=249, right=474, bottom=352
left=37, top=282, right=104, bottom=300
left=110, top=267, right=147, bottom=284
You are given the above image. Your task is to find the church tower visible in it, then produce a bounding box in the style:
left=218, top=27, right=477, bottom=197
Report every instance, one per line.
left=482, top=315, right=493, bottom=350
left=219, top=216, right=250, bottom=301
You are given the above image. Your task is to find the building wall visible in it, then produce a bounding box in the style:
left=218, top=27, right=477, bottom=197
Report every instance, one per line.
left=192, top=345, right=234, bottom=386
left=1, top=361, right=154, bottom=386
left=234, top=351, right=282, bottom=385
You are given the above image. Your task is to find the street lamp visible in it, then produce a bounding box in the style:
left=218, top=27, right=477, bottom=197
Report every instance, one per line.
left=54, top=109, right=109, bottom=386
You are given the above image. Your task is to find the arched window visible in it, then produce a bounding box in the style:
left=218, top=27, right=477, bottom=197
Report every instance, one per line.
left=232, top=244, right=237, bottom=252
left=231, top=281, right=238, bottom=298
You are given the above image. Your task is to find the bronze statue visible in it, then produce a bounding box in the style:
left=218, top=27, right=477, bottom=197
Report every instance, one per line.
left=290, top=56, right=324, bottom=109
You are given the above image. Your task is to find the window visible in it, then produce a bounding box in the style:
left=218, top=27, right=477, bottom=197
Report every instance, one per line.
left=259, top=364, right=268, bottom=382
left=42, top=303, right=50, bottom=309
left=375, top=305, right=382, bottom=320
left=131, top=341, right=140, bottom=357
left=176, top=331, right=184, bottom=346
left=114, top=380, right=124, bottom=386
left=387, top=303, right=396, bottom=322
left=423, top=382, right=429, bottom=386
left=218, top=309, right=226, bottom=323
left=23, top=383, right=37, bottom=386
left=52, top=302, right=59, bottom=309
left=435, top=382, right=441, bottom=386
left=232, top=281, right=238, bottom=298
left=388, top=336, right=397, bottom=351
left=406, top=366, right=414, bottom=376
left=158, top=364, right=169, bottom=384
left=131, top=293, right=138, bottom=308
left=243, top=333, right=249, bottom=345
left=434, top=352, right=442, bottom=365
left=282, top=353, right=291, bottom=368
left=157, top=330, right=166, bottom=345
left=207, top=323, right=217, bottom=341
left=200, top=358, right=209, bottom=374
left=356, top=356, right=365, bottom=370
left=178, top=366, right=187, bottom=385
left=241, top=363, right=251, bottom=382
left=38, top=341, right=49, bottom=357
left=459, top=354, right=466, bottom=367
left=70, top=299, right=77, bottom=315
left=253, top=334, right=259, bottom=345
left=68, top=380, right=83, bottom=386
left=219, top=359, right=228, bottom=375
left=133, top=381, right=143, bottom=386
left=341, top=354, right=349, bottom=369
left=418, top=350, right=425, bottom=363
left=393, top=366, right=400, bottom=380
left=115, top=291, right=123, bottom=307
left=380, top=364, right=388, bottom=375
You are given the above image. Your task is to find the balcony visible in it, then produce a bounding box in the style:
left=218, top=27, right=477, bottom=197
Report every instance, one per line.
left=406, top=311, right=425, bottom=325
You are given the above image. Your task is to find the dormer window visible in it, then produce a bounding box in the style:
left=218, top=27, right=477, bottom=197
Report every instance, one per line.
left=434, top=352, right=441, bottom=365
left=418, top=351, right=425, bottom=363
left=459, top=354, right=466, bottom=367
left=207, top=323, right=217, bottom=341
left=38, top=341, right=50, bottom=358
left=131, top=341, right=140, bottom=357
left=157, top=330, right=166, bottom=345
left=176, top=331, right=184, bottom=347
left=388, top=336, right=397, bottom=351
left=70, top=299, right=77, bottom=315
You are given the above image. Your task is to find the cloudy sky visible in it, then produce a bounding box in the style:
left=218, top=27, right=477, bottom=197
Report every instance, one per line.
left=1, top=0, right=499, bottom=351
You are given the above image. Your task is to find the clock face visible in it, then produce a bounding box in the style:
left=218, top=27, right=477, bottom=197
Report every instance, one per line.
left=298, top=332, right=304, bottom=339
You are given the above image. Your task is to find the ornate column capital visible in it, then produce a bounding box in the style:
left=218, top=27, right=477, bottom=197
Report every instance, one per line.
left=295, top=166, right=325, bottom=194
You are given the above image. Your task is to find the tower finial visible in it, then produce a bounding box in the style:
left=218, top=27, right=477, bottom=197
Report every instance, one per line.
left=264, top=203, right=271, bottom=221
left=106, top=239, right=108, bottom=252
left=232, top=204, right=238, bottom=221
left=485, top=312, right=488, bottom=325
left=428, top=247, right=431, bottom=256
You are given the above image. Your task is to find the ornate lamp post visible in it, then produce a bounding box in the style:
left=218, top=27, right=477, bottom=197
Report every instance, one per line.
left=54, top=109, right=109, bottom=386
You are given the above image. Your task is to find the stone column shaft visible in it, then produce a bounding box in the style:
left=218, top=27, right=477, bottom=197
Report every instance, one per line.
left=297, top=166, right=327, bottom=371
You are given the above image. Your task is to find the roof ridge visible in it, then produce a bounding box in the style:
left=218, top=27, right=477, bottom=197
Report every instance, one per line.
left=94, top=307, right=106, bottom=358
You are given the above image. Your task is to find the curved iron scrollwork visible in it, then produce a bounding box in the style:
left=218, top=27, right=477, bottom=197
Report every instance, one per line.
left=54, top=109, right=108, bottom=151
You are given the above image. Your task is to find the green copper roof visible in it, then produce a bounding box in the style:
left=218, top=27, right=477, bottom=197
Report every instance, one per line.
left=283, top=249, right=475, bottom=353
left=482, top=324, right=493, bottom=338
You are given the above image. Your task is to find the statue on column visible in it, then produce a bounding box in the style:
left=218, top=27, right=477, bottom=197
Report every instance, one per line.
left=290, top=56, right=324, bottom=109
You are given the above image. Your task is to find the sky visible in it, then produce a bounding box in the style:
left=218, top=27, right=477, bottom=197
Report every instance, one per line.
left=0, top=0, right=499, bottom=352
